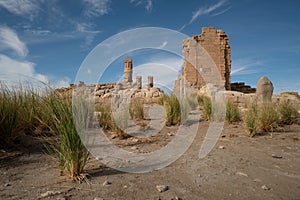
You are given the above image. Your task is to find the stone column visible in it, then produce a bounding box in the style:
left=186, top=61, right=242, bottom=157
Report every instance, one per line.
left=123, top=58, right=133, bottom=83
left=147, top=76, right=153, bottom=89
left=136, top=76, right=142, bottom=89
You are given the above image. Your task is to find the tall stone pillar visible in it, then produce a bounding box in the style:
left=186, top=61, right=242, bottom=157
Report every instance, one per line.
left=124, top=58, right=133, bottom=83
left=136, top=76, right=142, bottom=89
left=147, top=76, right=153, bottom=89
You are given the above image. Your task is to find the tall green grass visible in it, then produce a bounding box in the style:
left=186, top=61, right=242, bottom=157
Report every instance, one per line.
left=0, top=83, right=89, bottom=180
left=197, top=95, right=212, bottom=121
left=0, top=84, right=18, bottom=145
left=46, top=92, right=89, bottom=180
left=163, top=94, right=181, bottom=126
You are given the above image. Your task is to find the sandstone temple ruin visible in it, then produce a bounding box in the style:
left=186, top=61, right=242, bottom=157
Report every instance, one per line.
left=56, top=26, right=299, bottom=110
left=182, top=27, right=231, bottom=90
left=179, top=26, right=256, bottom=94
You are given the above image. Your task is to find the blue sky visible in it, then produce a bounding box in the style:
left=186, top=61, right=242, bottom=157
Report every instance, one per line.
left=0, top=0, right=299, bottom=93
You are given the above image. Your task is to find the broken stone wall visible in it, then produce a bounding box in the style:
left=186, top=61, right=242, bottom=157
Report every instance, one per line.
left=182, top=27, right=231, bottom=90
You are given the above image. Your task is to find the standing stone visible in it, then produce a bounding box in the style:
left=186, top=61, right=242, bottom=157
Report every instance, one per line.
left=256, top=76, right=274, bottom=103
left=123, top=58, right=133, bottom=83
left=136, top=76, right=142, bottom=89
left=147, top=76, right=153, bottom=89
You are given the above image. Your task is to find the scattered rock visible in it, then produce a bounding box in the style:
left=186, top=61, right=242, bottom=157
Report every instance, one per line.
left=236, top=172, right=248, bottom=177
left=57, top=197, right=67, bottom=200
left=218, top=146, right=225, bottom=149
left=156, top=185, right=169, bottom=193
left=131, top=146, right=138, bottom=150
left=40, top=190, right=61, bottom=198
left=261, top=185, right=271, bottom=190
left=102, top=180, right=111, bottom=186
left=123, top=185, right=128, bottom=188
left=253, top=178, right=262, bottom=182
left=167, top=132, right=175, bottom=136
left=94, top=198, right=104, bottom=200
left=271, top=154, right=283, bottom=159
left=4, top=183, right=11, bottom=187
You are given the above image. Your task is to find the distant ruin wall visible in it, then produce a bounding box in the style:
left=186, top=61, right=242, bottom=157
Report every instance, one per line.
left=182, top=27, right=231, bottom=90
left=230, top=82, right=256, bottom=94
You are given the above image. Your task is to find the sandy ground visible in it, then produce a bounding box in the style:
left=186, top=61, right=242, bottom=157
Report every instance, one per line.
left=1, top=120, right=300, bottom=200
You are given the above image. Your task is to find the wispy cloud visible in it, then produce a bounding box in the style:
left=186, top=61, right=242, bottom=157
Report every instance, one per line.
left=75, top=22, right=102, bottom=47
left=0, top=0, right=41, bottom=20
left=130, top=0, right=153, bottom=12
left=179, top=0, right=231, bottom=31
left=231, top=58, right=262, bottom=75
left=0, top=26, right=28, bottom=57
left=83, top=0, right=110, bottom=17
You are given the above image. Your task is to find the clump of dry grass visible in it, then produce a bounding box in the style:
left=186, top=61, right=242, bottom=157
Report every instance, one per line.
left=226, top=101, right=241, bottom=124
left=163, top=94, right=181, bottom=126
left=277, top=100, right=298, bottom=125
left=197, top=95, right=212, bottom=121
left=244, top=102, right=280, bottom=136
left=96, top=103, right=129, bottom=139
left=129, top=99, right=144, bottom=121
left=0, top=82, right=90, bottom=181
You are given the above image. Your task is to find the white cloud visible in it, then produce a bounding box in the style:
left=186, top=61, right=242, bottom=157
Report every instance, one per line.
left=0, top=54, right=48, bottom=86
left=0, top=54, right=72, bottom=89
left=0, top=0, right=41, bottom=19
left=83, top=0, right=110, bottom=17
left=130, top=0, right=153, bottom=12
left=0, top=26, right=28, bottom=57
left=179, top=0, right=230, bottom=31
left=51, top=77, right=71, bottom=88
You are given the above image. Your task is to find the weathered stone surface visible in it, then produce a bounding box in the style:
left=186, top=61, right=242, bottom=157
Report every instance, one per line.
left=256, top=76, right=274, bottom=103
left=147, top=76, right=153, bottom=89
left=136, top=76, right=142, bottom=89
left=123, top=58, right=133, bottom=83
left=182, top=27, right=231, bottom=90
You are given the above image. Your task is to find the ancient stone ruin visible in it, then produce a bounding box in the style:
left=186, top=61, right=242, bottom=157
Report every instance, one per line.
left=55, top=26, right=299, bottom=111
left=181, top=26, right=231, bottom=90
left=57, top=58, right=163, bottom=104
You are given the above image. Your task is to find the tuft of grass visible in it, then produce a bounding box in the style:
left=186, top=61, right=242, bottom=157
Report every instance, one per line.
left=0, top=84, right=18, bottom=145
left=197, top=95, right=212, bottom=121
left=96, top=103, right=128, bottom=139
left=46, top=92, right=89, bottom=181
left=244, top=102, right=280, bottom=136
left=258, top=103, right=279, bottom=132
left=164, top=94, right=181, bottom=126
left=96, top=104, right=115, bottom=131
left=129, top=99, right=144, bottom=121
left=278, top=100, right=297, bottom=125
left=226, top=101, right=241, bottom=124
left=244, top=103, right=258, bottom=137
